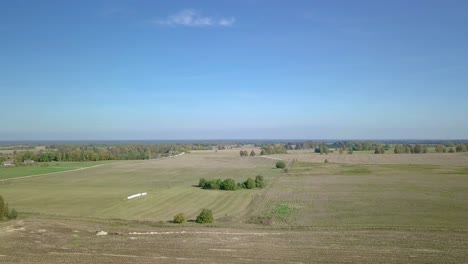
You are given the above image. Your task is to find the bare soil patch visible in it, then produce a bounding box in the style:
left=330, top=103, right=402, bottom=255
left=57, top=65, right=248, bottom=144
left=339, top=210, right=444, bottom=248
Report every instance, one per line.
left=1, top=218, right=467, bottom=263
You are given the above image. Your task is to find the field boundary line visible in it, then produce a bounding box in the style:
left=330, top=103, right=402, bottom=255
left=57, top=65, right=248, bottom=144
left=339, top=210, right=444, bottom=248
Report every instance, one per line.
left=0, top=162, right=124, bottom=182
left=0, top=154, right=187, bottom=182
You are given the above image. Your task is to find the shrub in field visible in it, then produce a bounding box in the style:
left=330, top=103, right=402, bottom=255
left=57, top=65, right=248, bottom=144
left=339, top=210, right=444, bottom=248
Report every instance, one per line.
left=255, top=175, right=264, bottom=188
left=250, top=150, right=256, bottom=156
left=221, top=178, right=237, bottom=190
left=196, top=209, right=214, bottom=224
left=244, top=178, right=256, bottom=189
left=7, top=209, right=17, bottom=220
left=239, top=150, right=249, bottom=157
left=198, top=178, right=207, bottom=187
left=0, top=196, right=17, bottom=220
left=173, top=213, right=186, bottom=223
left=276, top=161, right=286, bottom=169
left=324, top=159, right=329, bottom=163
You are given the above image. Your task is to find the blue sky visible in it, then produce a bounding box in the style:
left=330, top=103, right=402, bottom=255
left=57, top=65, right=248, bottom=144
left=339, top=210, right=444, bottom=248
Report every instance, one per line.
left=1, top=0, right=467, bottom=140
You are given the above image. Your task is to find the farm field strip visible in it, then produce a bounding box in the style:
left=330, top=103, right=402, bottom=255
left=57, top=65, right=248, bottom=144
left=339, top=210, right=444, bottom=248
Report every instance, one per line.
left=0, top=161, right=123, bottom=181
left=248, top=161, right=468, bottom=230
left=269, top=152, right=468, bottom=167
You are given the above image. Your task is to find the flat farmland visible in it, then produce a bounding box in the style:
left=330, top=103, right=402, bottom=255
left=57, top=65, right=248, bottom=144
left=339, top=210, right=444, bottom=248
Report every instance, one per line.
left=1, top=150, right=468, bottom=263
left=250, top=161, right=468, bottom=229
left=269, top=151, right=468, bottom=166
left=0, top=154, right=278, bottom=221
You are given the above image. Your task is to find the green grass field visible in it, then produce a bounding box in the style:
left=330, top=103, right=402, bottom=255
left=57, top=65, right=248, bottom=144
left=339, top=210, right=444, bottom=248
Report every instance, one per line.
left=0, top=155, right=279, bottom=221
left=0, top=161, right=115, bottom=180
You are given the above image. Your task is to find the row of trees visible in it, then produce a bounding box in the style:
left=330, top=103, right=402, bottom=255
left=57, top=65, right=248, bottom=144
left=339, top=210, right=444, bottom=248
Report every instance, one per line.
left=0, top=144, right=213, bottom=164
left=259, top=145, right=288, bottom=155
left=199, top=175, right=264, bottom=190
left=435, top=144, right=468, bottom=153
left=0, top=195, right=18, bottom=220
left=393, top=144, right=428, bottom=154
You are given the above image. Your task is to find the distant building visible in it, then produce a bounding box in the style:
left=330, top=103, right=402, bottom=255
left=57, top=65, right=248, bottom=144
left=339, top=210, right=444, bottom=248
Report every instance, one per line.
left=3, top=160, right=15, bottom=167
left=23, top=159, right=35, bottom=165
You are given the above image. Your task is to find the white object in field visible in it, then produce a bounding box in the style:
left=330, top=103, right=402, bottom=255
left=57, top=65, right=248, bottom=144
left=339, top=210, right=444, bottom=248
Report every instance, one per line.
left=127, top=192, right=147, bottom=200
left=96, top=231, right=108, bottom=236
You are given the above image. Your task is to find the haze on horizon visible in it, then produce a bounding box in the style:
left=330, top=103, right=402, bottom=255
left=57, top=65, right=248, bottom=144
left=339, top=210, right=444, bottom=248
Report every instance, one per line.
left=1, top=0, right=467, bottom=140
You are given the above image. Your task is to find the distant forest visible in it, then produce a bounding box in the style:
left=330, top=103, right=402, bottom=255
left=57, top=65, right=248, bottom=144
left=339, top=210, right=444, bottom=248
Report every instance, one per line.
left=0, top=144, right=211, bottom=163
left=1, top=140, right=468, bottom=164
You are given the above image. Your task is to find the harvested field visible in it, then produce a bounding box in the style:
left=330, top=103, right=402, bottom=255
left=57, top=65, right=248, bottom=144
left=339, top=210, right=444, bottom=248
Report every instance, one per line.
left=268, top=152, right=468, bottom=166
left=249, top=161, right=468, bottom=229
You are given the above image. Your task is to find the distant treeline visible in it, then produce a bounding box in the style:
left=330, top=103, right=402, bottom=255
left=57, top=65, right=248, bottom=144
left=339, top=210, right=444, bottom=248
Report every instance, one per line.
left=0, top=144, right=212, bottom=163
left=287, top=141, right=468, bottom=154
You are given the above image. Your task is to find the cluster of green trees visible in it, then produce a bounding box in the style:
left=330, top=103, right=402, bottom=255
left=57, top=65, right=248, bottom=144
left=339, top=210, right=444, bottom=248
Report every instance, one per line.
left=393, top=144, right=428, bottom=154
left=0, top=144, right=212, bottom=164
left=198, top=175, right=264, bottom=190
left=455, top=144, right=468, bottom=152
left=314, top=145, right=330, bottom=154
left=172, top=209, right=214, bottom=224
left=259, top=145, right=288, bottom=155
left=374, top=146, right=386, bottom=154
left=239, top=150, right=256, bottom=157
left=332, top=141, right=389, bottom=152
left=0, top=195, right=18, bottom=220
left=435, top=144, right=468, bottom=153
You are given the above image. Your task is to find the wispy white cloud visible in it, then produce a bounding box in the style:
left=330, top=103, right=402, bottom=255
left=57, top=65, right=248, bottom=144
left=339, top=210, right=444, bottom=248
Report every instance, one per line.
left=157, top=9, right=235, bottom=27
left=218, top=17, right=236, bottom=26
